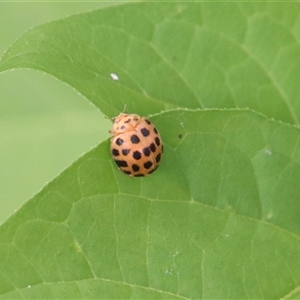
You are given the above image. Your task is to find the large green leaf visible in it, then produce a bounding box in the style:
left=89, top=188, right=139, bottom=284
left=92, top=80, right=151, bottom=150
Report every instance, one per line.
left=1, top=2, right=300, bottom=299
left=1, top=3, right=300, bottom=123
left=1, top=109, right=300, bottom=299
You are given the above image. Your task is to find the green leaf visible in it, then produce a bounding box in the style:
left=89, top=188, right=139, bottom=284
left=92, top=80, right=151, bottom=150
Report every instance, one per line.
left=1, top=2, right=300, bottom=299
left=1, top=109, right=300, bottom=299
left=1, top=3, right=300, bottom=123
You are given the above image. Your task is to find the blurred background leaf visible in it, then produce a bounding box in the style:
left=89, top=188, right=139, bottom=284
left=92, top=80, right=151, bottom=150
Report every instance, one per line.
left=0, top=2, right=114, bottom=222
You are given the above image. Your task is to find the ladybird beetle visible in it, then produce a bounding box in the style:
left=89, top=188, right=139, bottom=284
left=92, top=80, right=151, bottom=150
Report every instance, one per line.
left=109, top=113, right=163, bottom=177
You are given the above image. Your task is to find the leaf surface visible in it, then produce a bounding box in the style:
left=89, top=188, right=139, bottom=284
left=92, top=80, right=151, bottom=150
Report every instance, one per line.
left=1, top=3, right=300, bottom=122
left=1, top=109, right=300, bottom=299
left=1, top=2, right=300, bottom=299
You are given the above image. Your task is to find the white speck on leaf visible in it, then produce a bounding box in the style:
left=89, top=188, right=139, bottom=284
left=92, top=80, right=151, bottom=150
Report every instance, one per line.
left=110, top=73, right=119, bottom=81
left=165, top=268, right=173, bottom=275
left=265, top=149, right=272, bottom=155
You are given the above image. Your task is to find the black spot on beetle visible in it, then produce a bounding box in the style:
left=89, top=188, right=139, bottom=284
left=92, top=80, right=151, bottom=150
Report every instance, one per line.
left=112, top=149, right=120, bottom=156
left=123, top=170, right=131, bottom=175
left=143, top=147, right=151, bottom=156
left=155, top=153, right=161, bottom=163
left=120, top=125, right=125, bottom=130
left=144, top=161, right=153, bottom=169
left=149, top=143, right=156, bottom=152
left=132, top=164, right=140, bottom=172
left=134, top=173, right=145, bottom=177
left=148, top=166, right=158, bottom=174
left=133, top=151, right=142, bottom=160
left=116, top=138, right=124, bottom=146
left=153, top=127, right=158, bottom=134
left=122, top=149, right=130, bottom=155
left=145, top=119, right=151, bottom=125
left=115, top=160, right=128, bottom=168
left=124, top=118, right=131, bottom=123
left=131, top=134, right=140, bottom=144
left=141, top=128, right=150, bottom=137
left=155, top=137, right=160, bottom=146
